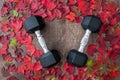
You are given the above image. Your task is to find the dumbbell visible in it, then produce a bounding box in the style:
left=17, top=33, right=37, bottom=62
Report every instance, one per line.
left=67, top=15, right=102, bottom=67
left=23, top=16, right=61, bottom=68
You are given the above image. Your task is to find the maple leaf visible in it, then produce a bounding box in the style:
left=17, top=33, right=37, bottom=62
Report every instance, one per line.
left=66, top=12, right=76, bottom=21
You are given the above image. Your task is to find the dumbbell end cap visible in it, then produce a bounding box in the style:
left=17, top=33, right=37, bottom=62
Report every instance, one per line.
left=67, top=50, right=88, bottom=67
left=23, top=16, right=45, bottom=33
left=40, top=50, right=61, bottom=68
left=81, top=15, right=102, bottom=32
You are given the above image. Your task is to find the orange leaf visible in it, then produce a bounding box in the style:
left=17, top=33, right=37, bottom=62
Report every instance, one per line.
left=66, top=12, right=75, bottom=21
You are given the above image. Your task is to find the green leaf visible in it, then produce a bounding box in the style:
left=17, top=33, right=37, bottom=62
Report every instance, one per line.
left=51, top=77, right=56, bottom=80
left=9, top=38, right=17, bottom=48
left=12, top=10, right=19, bottom=17
left=87, top=59, right=95, bottom=68
left=114, top=66, right=119, bottom=71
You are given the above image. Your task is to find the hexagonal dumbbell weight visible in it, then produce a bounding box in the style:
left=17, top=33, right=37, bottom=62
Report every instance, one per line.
left=24, top=16, right=61, bottom=68
left=67, top=15, right=102, bottom=67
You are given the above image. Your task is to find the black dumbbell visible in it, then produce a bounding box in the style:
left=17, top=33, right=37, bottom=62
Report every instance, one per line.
left=23, top=16, right=61, bottom=68
left=67, top=15, right=102, bottom=67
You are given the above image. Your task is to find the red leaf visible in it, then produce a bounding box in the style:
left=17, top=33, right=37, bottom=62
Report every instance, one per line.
left=77, top=1, right=88, bottom=15
left=31, top=2, right=38, bottom=10
left=24, top=62, right=34, bottom=71
left=2, top=53, right=13, bottom=62
left=23, top=56, right=31, bottom=62
left=113, top=45, right=120, bottom=55
left=97, top=47, right=106, bottom=54
left=1, top=3, right=9, bottom=15
left=64, top=63, right=75, bottom=75
left=96, top=53, right=104, bottom=63
left=2, top=67, right=10, bottom=77
left=33, top=62, right=42, bottom=72
left=1, top=24, right=9, bottom=32
left=32, top=50, right=42, bottom=60
left=0, top=44, right=8, bottom=54
left=87, top=44, right=96, bottom=56
left=66, top=12, right=76, bottom=21
left=55, top=9, right=62, bottom=19
left=26, top=44, right=36, bottom=55
left=110, top=18, right=117, bottom=26
left=32, top=9, right=47, bottom=18
left=108, top=70, right=119, bottom=78
left=45, top=10, right=55, bottom=21
left=16, top=30, right=32, bottom=45
left=8, top=0, right=19, bottom=2
left=24, top=0, right=33, bottom=5
left=9, top=18, right=23, bottom=32
left=75, top=16, right=82, bottom=23
left=68, top=0, right=75, bottom=5
left=110, top=52, right=119, bottom=60
left=8, top=64, right=16, bottom=72
left=62, top=6, right=70, bottom=15
left=43, top=0, right=56, bottom=10
left=96, top=36, right=106, bottom=50
left=17, top=64, right=25, bottom=74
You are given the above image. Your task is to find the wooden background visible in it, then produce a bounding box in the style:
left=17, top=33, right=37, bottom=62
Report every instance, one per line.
left=0, top=0, right=120, bottom=80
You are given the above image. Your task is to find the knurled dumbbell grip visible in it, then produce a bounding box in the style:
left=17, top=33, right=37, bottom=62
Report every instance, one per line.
left=78, top=29, right=91, bottom=53
left=35, top=30, right=49, bottom=53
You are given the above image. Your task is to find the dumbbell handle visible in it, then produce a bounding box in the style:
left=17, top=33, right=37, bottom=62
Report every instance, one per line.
left=35, top=30, right=49, bottom=53
left=78, top=29, right=91, bottom=53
